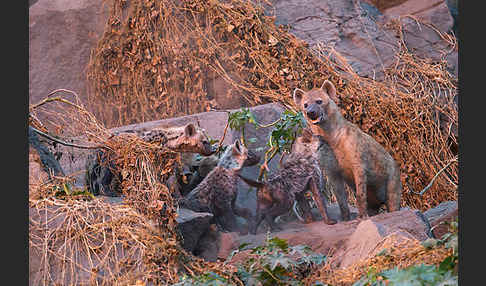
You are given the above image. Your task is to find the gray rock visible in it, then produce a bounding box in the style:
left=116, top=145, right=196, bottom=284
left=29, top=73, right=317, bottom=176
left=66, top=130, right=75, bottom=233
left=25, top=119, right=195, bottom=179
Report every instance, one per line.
left=54, top=103, right=285, bottom=211
left=28, top=126, right=65, bottom=177
left=176, top=208, right=214, bottom=253
left=266, top=0, right=457, bottom=79
left=423, top=200, right=458, bottom=239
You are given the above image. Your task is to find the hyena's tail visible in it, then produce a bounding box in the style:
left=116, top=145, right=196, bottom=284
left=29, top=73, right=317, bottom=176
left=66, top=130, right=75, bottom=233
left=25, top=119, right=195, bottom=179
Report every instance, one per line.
left=237, top=174, right=265, bottom=188
left=292, top=201, right=305, bottom=222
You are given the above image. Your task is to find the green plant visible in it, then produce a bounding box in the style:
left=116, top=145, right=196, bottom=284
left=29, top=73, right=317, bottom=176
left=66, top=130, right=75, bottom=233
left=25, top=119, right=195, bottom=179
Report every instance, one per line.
left=228, top=108, right=259, bottom=147
left=226, top=108, right=306, bottom=181
left=230, top=235, right=326, bottom=286
left=173, top=272, right=230, bottom=286
left=173, top=236, right=325, bottom=286
left=53, top=183, right=95, bottom=199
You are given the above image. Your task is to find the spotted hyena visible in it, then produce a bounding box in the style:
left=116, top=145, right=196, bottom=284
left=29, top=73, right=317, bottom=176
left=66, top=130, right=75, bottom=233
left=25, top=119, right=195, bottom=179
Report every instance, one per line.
left=179, top=139, right=252, bottom=232
left=238, top=128, right=337, bottom=234
left=85, top=123, right=215, bottom=197
left=293, top=80, right=402, bottom=219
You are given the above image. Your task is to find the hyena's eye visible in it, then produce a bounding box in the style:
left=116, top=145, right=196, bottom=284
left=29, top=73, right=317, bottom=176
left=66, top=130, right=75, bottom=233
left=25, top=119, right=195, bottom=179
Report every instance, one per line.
left=316, top=100, right=322, bottom=105
left=303, top=103, right=308, bottom=108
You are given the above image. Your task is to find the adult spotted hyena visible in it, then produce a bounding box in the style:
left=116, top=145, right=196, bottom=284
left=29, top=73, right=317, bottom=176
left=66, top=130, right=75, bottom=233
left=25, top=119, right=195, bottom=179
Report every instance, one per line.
left=293, top=80, right=402, bottom=219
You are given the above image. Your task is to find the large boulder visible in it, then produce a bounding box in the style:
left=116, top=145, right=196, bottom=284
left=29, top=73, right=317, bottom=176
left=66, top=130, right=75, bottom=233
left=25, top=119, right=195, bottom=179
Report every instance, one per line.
left=29, top=0, right=109, bottom=107
left=176, top=208, right=214, bottom=253
left=55, top=103, right=285, bottom=219
left=266, top=0, right=457, bottom=78
left=218, top=207, right=431, bottom=262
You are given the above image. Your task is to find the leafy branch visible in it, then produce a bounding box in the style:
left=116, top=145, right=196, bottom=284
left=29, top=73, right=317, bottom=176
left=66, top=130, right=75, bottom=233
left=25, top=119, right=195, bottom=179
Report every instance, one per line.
left=221, top=107, right=306, bottom=181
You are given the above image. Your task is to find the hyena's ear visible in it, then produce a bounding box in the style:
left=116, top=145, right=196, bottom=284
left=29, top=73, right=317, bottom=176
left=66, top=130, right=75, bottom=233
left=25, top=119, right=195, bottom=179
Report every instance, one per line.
left=184, top=123, right=197, bottom=137
left=293, top=88, right=305, bottom=107
left=232, top=139, right=242, bottom=155
left=321, top=80, right=340, bottom=104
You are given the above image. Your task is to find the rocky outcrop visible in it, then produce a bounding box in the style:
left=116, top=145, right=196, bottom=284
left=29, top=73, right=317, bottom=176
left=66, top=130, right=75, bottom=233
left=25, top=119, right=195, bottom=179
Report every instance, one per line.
left=267, top=0, right=457, bottom=78
left=54, top=103, right=285, bottom=216
left=29, top=0, right=458, bottom=118
left=29, top=0, right=109, bottom=106
left=218, top=207, right=431, bottom=262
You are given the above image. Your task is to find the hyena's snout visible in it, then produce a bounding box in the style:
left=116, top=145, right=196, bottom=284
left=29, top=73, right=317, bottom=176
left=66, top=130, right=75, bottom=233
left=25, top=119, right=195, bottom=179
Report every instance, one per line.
left=305, top=104, right=321, bottom=121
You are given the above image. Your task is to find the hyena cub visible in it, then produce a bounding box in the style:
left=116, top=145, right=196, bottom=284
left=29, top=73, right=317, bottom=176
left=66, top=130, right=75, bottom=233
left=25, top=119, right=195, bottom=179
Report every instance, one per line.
left=183, top=148, right=262, bottom=194
left=238, top=129, right=337, bottom=235
left=179, top=139, right=252, bottom=232
left=86, top=123, right=215, bottom=197
left=293, top=80, right=402, bottom=219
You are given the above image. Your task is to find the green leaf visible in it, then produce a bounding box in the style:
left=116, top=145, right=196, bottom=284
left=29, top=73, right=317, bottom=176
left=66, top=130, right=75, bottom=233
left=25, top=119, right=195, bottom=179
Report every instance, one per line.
left=268, top=236, right=289, bottom=251
left=63, top=183, right=71, bottom=195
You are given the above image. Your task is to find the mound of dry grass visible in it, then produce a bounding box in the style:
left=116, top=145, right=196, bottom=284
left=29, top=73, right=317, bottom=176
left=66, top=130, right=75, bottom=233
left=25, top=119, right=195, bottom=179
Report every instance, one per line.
left=304, top=234, right=453, bottom=286
left=29, top=96, right=241, bottom=285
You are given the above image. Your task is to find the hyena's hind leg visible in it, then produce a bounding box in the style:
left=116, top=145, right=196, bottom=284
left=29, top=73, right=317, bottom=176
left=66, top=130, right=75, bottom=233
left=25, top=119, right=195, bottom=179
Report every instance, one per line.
left=385, top=171, right=402, bottom=213
left=328, top=172, right=351, bottom=221
left=307, top=176, right=337, bottom=225
left=295, top=192, right=314, bottom=223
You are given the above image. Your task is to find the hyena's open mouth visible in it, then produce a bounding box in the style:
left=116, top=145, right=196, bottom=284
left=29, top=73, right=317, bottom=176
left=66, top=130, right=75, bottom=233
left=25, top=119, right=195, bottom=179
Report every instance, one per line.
left=310, top=115, right=323, bottom=125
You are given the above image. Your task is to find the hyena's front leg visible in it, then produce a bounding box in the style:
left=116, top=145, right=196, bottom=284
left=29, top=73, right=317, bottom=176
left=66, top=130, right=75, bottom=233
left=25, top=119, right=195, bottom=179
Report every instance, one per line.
left=353, top=171, right=369, bottom=219
left=213, top=197, right=240, bottom=232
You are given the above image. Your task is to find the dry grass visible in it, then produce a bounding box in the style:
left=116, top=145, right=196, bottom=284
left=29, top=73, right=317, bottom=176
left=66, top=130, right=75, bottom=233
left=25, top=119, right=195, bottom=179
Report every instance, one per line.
left=86, top=0, right=457, bottom=211
left=304, top=234, right=453, bottom=286
left=29, top=98, right=241, bottom=285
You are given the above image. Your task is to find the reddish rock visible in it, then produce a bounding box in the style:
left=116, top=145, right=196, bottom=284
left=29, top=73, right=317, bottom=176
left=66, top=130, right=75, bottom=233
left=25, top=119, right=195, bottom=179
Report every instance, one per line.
left=217, top=207, right=430, bottom=261
left=337, top=219, right=389, bottom=268
left=29, top=147, right=49, bottom=192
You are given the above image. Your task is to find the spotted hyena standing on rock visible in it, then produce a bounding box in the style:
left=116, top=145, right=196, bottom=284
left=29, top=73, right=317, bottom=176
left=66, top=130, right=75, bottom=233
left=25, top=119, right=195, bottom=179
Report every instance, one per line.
left=293, top=80, right=402, bottom=219
left=238, top=129, right=337, bottom=234
left=86, top=123, right=215, bottom=197
left=179, top=139, right=252, bottom=232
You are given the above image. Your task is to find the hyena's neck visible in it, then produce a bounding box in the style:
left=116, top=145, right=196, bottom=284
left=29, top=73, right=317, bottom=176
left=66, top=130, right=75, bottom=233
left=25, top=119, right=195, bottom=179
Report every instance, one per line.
left=138, top=127, right=185, bottom=148
left=311, top=112, right=346, bottom=148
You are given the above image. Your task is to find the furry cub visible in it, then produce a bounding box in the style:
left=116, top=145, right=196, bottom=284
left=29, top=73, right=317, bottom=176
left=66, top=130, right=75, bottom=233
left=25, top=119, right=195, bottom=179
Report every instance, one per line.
left=179, top=139, right=251, bottom=232
left=238, top=129, right=337, bottom=234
